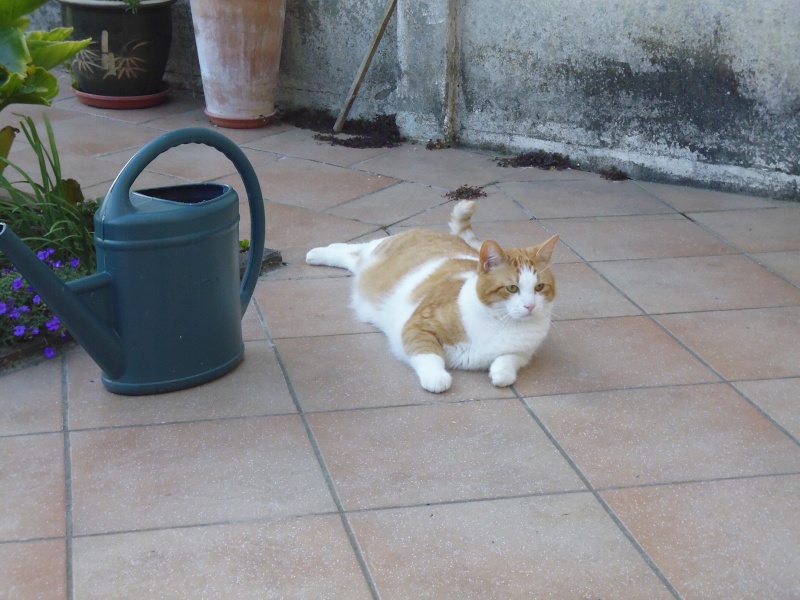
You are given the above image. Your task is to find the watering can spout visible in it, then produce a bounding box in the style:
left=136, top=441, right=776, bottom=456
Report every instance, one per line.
left=0, top=223, right=125, bottom=378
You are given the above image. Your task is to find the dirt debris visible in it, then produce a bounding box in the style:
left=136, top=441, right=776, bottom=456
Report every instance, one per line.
left=444, top=185, right=487, bottom=200
left=599, top=166, right=631, bottom=181
left=494, top=150, right=578, bottom=170
left=279, top=109, right=405, bottom=149
left=426, top=138, right=451, bottom=150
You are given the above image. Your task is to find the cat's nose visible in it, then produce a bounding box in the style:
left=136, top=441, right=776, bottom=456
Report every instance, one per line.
left=524, top=303, right=536, bottom=313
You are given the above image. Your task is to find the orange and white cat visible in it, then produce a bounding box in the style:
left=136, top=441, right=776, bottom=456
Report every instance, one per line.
left=306, top=201, right=559, bottom=393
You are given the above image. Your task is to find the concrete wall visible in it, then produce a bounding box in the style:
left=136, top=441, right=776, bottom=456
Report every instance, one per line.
left=453, top=0, right=800, bottom=200
left=31, top=0, right=800, bottom=199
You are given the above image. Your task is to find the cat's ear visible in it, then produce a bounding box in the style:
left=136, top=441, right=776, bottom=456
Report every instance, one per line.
left=479, top=240, right=507, bottom=272
left=534, top=235, right=560, bottom=265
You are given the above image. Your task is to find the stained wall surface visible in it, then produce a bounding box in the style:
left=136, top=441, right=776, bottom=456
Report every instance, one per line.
left=30, top=0, right=800, bottom=199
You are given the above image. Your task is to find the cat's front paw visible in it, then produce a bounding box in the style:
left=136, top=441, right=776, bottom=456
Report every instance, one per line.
left=305, top=247, right=326, bottom=265
left=489, top=364, right=517, bottom=387
left=419, top=369, right=452, bottom=393
left=409, top=354, right=452, bottom=393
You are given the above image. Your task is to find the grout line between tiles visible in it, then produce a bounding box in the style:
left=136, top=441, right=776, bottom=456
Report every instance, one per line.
left=252, top=298, right=383, bottom=600
left=61, top=353, right=74, bottom=600
left=512, top=388, right=684, bottom=600
left=595, top=470, right=800, bottom=494
left=69, top=510, right=341, bottom=540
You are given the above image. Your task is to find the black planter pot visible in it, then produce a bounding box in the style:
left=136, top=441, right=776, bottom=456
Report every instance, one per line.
left=60, top=0, right=173, bottom=100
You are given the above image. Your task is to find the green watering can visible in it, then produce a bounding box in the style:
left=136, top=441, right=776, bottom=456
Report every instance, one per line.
left=0, top=128, right=265, bottom=395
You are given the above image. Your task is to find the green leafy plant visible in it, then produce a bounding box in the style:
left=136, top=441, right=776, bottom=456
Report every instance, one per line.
left=0, top=115, right=98, bottom=271
left=0, top=0, right=91, bottom=112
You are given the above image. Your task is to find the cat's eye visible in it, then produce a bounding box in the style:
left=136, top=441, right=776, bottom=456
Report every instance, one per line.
left=534, top=283, right=545, bottom=292
left=506, top=285, right=519, bottom=294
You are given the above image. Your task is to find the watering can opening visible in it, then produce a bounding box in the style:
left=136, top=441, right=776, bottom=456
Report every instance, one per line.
left=136, top=183, right=228, bottom=204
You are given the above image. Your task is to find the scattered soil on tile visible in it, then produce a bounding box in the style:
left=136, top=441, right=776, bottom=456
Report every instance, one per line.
left=279, top=109, right=405, bottom=149
left=494, top=150, right=578, bottom=170
left=426, top=138, right=451, bottom=150
left=599, top=166, right=631, bottom=181
left=444, top=185, right=487, bottom=200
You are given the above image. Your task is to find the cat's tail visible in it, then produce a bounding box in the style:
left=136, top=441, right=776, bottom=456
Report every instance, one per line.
left=449, top=200, right=481, bottom=250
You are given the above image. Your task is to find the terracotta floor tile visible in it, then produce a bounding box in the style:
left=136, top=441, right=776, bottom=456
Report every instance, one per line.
left=72, top=516, right=372, bottom=600
left=528, top=384, right=800, bottom=489
left=67, top=341, right=294, bottom=429
left=81, top=168, right=185, bottom=200
left=657, top=307, right=800, bottom=380
left=0, top=434, right=65, bottom=541
left=6, top=146, right=125, bottom=192
left=70, top=416, right=334, bottom=535
left=262, top=201, right=378, bottom=252
left=501, top=179, right=674, bottom=218
left=245, top=126, right=393, bottom=167
left=0, top=358, right=62, bottom=436
left=0, top=539, right=66, bottom=600
left=357, top=145, right=502, bottom=189
left=308, top=400, right=584, bottom=510
left=513, top=316, right=718, bottom=397
left=145, top=109, right=291, bottom=141
left=46, top=116, right=161, bottom=157
left=755, top=250, right=800, bottom=286
left=349, top=494, right=673, bottom=600
left=734, top=378, right=800, bottom=441
left=388, top=184, right=530, bottom=226
left=543, top=214, right=736, bottom=261
left=637, top=181, right=789, bottom=212
left=276, top=332, right=510, bottom=412
left=551, top=262, right=641, bottom=320
left=603, top=475, right=800, bottom=599
left=329, top=181, right=452, bottom=226
left=249, top=157, right=396, bottom=210
left=99, top=143, right=280, bottom=184
left=0, top=103, right=78, bottom=128
left=594, top=255, right=800, bottom=314
left=54, top=91, right=205, bottom=126
left=241, top=302, right=267, bottom=341
left=254, top=276, right=375, bottom=339
left=688, top=207, right=800, bottom=253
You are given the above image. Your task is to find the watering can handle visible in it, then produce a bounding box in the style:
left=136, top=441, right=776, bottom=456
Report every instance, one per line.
left=106, top=127, right=266, bottom=317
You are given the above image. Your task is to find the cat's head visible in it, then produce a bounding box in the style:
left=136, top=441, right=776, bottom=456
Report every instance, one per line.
left=476, top=235, right=559, bottom=320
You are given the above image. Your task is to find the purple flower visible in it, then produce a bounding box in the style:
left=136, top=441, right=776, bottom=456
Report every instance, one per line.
left=43, top=347, right=56, bottom=359
left=70, top=258, right=80, bottom=269
left=32, top=327, right=40, bottom=335
left=37, top=250, right=49, bottom=260
left=0, top=302, right=6, bottom=315
left=13, top=325, right=25, bottom=336
left=33, top=295, right=41, bottom=304
left=9, top=308, right=20, bottom=319
left=26, top=285, right=34, bottom=293
left=12, top=277, right=23, bottom=290
left=51, top=260, right=62, bottom=269
left=19, top=305, right=30, bottom=313
left=46, top=316, right=61, bottom=331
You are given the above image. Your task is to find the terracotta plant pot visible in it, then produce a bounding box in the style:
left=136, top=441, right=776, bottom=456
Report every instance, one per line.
left=60, top=0, right=173, bottom=106
left=189, top=0, right=287, bottom=128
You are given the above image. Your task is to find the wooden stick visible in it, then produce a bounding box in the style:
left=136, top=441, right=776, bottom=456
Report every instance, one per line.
left=333, top=0, right=398, bottom=133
